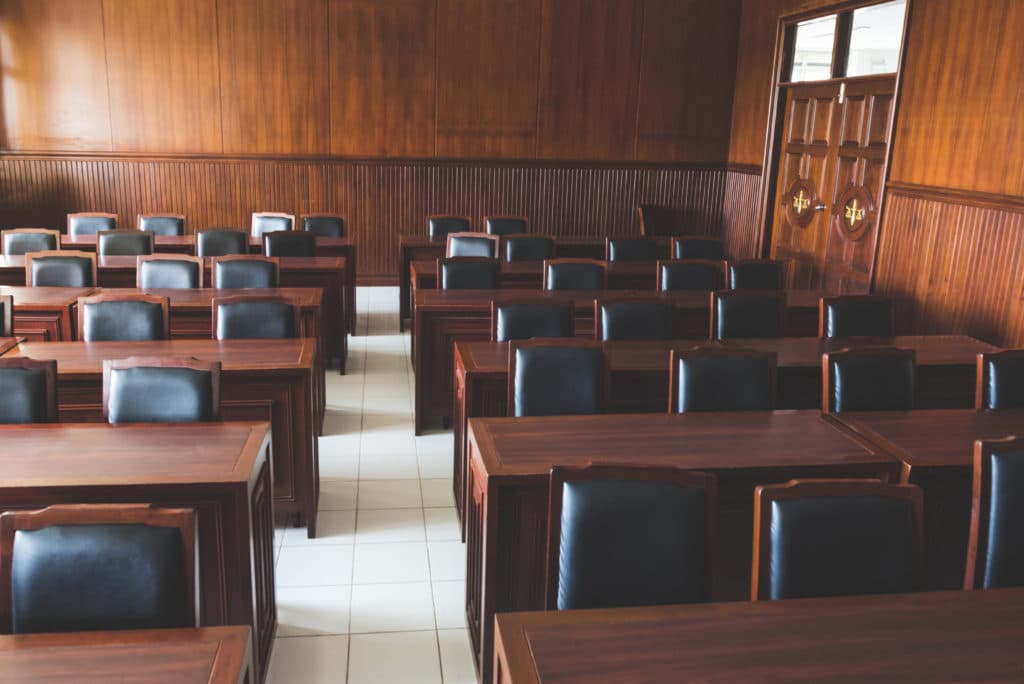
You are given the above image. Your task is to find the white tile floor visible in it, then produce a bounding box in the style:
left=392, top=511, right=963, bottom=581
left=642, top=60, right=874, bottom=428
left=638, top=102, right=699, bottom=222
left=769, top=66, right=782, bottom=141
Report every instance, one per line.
left=267, top=287, right=477, bottom=684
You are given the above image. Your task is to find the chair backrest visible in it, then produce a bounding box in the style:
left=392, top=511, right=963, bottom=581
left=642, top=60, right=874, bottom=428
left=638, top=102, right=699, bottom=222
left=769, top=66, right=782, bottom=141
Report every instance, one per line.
left=546, top=464, right=716, bottom=610
left=975, top=350, right=1024, bottom=409
left=728, top=259, right=785, bottom=289
left=673, top=236, right=723, bottom=260
left=606, top=237, right=658, bottom=262
left=25, top=251, right=96, bottom=287
left=669, top=347, right=777, bottom=413
left=301, top=214, right=345, bottom=238
left=490, top=300, right=575, bottom=342
left=504, top=234, right=555, bottom=262
left=213, top=296, right=299, bottom=340
left=446, top=232, right=499, bottom=258
left=137, top=255, right=203, bottom=289
left=711, top=290, right=786, bottom=339
left=195, top=229, right=249, bottom=257
left=103, top=356, right=220, bottom=424
left=819, top=295, right=896, bottom=338
left=67, top=212, right=117, bottom=238
left=0, top=294, right=10, bottom=336
left=484, top=216, right=528, bottom=236
left=97, top=230, right=154, bottom=257
left=0, top=504, right=196, bottom=633
left=636, top=205, right=675, bottom=237
left=752, top=479, right=924, bottom=601
left=508, top=340, right=605, bottom=417
left=77, top=294, right=169, bottom=342
left=438, top=257, right=500, bottom=290
left=595, top=299, right=673, bottom=341
left=250, top=212, right=294, bottom=239
left=137, top=214, right=185, bottom=236
left=263, top=230, right=316, bottom=257
left=0, top=358, right=57, bottom=424
left=2, top=229, right=59, bottom=255
left=428, top=215, right=471, bottom=241
left=543, top=259, right=607, bottom=291
left=966, top=437, right=1024, bottom=590
left=823, top=347, right=916, bottom=413
left=657, top=259, right=726, bottom=292
left=212, top=255, right=279, bottom=289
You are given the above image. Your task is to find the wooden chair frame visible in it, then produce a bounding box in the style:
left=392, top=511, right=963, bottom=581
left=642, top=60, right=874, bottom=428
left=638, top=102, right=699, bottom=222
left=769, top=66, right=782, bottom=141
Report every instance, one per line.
left=545, top=464, right=717, bottom=609
left=667, top=346, right=778, bottom=413
left=502, top=234, right=554, bottom=262
left=541, top=258, right=608, bottom=290
left=655, top=259, right=727, bottom=292
left=672, top=236, right=724, bottom=260
left=751, top=478, right=925, bottom=601
left=250, top=212, right=295, bottom=238
left=0, top=294, right=11, bottom=337
left=76, top=293, right=170, bottom=341
left=24, top=251, right=97, bottom=287
left=818, top=295, right=895, bottom=338
left=489, top=298, right=575, bottom=342
left=725, top=259, right=786, bottom=289
left=965, top=436, right=1024, bottom=589
left=136, top=213, right=186, bottom=235
left=427, top=214, right=473, bottom=241
left=1, top=229, right=61, bottom=255
left=102, top=356, right=222, bottom=422
left=709, top=289, right=787, bottom=339
left=435, top=257, right=501, bottom=289
left=67, top=212, right=118, bottom=236
left=483, top=215, right=529, bottom=236
left=96, top=230, right=155, bottom=257
left=604, top=236, right=658, bottom=262
left=211, top=255, right=280, bottom=288
left=975, top=350, right=1024, bottom=409
left=506, top=338, right=607, bottom=416
left=136, top=255, right=205, bottom=288
left=822, top=346, right=916, bottom=413
left=593, top=297, right=673, bottom=342
left=211, top=295, right=302, bottom=341
left=0, top=504, right=198, bottom=631
left=0, top=358, right=58, bottom=422
left=444, top=232, right=500, bottom=259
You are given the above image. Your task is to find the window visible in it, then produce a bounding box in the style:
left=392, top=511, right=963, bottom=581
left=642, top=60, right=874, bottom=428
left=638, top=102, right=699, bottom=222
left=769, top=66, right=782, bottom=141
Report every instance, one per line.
left=791, top=15, right=837, bottom=82
left=847, top=0, right=907, bottom=77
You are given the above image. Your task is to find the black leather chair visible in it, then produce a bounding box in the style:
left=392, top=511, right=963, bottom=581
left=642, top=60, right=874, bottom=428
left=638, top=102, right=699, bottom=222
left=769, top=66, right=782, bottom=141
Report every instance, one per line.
left=485, top=216, right=527, bottom=236
left=673, top=237, right=723, bottom=260
left=728, top=260, right=784, bottom=289
left=596, top=299, right=673, bottom=341
left=251, top=212, right=294, bottom=239
left=504, top=235, right=554, bottom=262
left=0, top=294, right=10, bottom=336
left=97, top=230, right=154, bottom=257
left=0, top=504, right=196, bottom=633
left=137, top=215, right=185, bottom=236
left=0, top=358, right=57, bottom=424
left=820, top=295, right=896, bottom=338
left=543, top=259, right=606, bottom=291
left=26, top=251, right=96, bottom=287
left=446, top=232, right=499, bottom=258
left=103, top=357, right=220, bottom=424
left=491, top=300, right=574, bottom=342
left=137, top=256, right=203, bottom=289
left=546, top=465, right=715, bottom=610
left=67, top=213, right=116, bottom=238
left=428, top=216, right=471, bottom=241
left=2, top=229, right=59, bottom=255
left=214, top=297, right=298, bottom=340
left=196, top=229, right=248, bottom=257
left=606, top=238, right=658, bottom=262
left=212, top=256, right=279, bottom=288
left=78, top=295, right=169, bottom=342
left=509, top=341, right=604, bottom=417
left=438, top=258, right=499, bottom=290
left=669, top=347, right=777, bottom=412
left=711, top=290, right=786, bottom=339
left=966, top=437, right=1024, bottom=589
left=637, top=205, right=674, bottom=237
left=264, top=230, right=316, bottom=257
left=824, top=347, right=916, bottom=412
left=975, top=350, right=1024, bottom=409
left=752, top=479, right=924, bottom=600
left=302, top=214, right=345, bottom=238
left=657, top=259, right=725, bottom=292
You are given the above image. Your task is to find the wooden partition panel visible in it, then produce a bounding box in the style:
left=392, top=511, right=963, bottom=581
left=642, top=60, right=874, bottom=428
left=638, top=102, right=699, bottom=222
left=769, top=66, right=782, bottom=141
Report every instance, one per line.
left=722, top=167, right=763, bottom=259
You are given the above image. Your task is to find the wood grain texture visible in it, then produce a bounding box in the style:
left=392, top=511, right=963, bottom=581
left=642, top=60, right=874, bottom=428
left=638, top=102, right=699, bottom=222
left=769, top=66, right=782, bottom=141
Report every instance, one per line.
left=722, top=168, right=762, bottom=258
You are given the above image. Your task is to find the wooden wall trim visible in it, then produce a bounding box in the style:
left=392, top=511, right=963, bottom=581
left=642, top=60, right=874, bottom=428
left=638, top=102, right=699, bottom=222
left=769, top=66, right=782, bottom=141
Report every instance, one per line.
left=726, top=163, right=763, bottom=176
left=886, top=182, right=1024, bottom=214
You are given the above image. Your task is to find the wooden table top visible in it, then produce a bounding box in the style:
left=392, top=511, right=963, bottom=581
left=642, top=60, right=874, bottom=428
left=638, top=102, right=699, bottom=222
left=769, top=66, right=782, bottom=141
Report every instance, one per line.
left=96, top=287, right=323, bottom=309
left=0, top=255, right=346, bottom=271
left=495, top=588, right=1024, bottom=684
left=0, top=337, right=20, bottom=355
left=0, top=421, right=269, bottom=486
left=833, top=408, right=1024, bottom=469
left=401, top=234, right=619, bottom=248
left=469, top=410, right=894, bottom=477
left=410, top=258, right=656, bottom=278
left=0, top=625, right=251, bottom=684
left=0, top=285, right=96, bottom=308
left=3, top=338, right=316, bottom=373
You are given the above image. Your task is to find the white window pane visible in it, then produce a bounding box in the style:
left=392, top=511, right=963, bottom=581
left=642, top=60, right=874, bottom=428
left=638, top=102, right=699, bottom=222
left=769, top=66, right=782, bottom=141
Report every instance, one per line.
left=791, top=14, right=836, bottom=82
left=847, top=0, right=906, bottom=77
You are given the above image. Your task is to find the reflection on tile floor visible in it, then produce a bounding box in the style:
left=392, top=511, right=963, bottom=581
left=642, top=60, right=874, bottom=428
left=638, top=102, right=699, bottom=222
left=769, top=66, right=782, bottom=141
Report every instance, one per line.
left=267, top=287, right=476, bottom=684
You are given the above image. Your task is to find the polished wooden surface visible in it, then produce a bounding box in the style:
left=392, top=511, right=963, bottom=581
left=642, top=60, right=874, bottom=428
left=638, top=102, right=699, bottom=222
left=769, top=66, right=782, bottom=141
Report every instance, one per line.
left=1, top=285, right=92, bottom=341
left=411, top=258, right=660, bottom=292
left=495, top=589, right=1024, bottom=684
left=722, top=168, right=763, bottom=259
left=466, top=410, right=897, bottom=682
left=0, top=626, right=252, bottom=684
left=0, top=338, right=18, bottom=356
left=0, top=422, right=274, bottom=680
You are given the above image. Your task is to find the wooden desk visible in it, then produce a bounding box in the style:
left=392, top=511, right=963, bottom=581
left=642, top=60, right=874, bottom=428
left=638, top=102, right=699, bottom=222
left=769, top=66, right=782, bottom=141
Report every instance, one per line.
left=3, top=338, right=321, bottom=538
left=413, top=288, right=821, bottom=433
left=466, top=410, right=897, bottom=682
left=0, top=422, right=273, bottom=681
left=0, top=626, right=253, bottom=684
left=494, top=588, right=1024, bottom=684
left=833, top=408, right=1024, bottom=590
left=1, top=286, right=94, bottom=341
left=410, top=259, right=657, bottom=293
left=451, top=334, right=997, bottom=532
left=0, top=338, right=18, bottom=355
